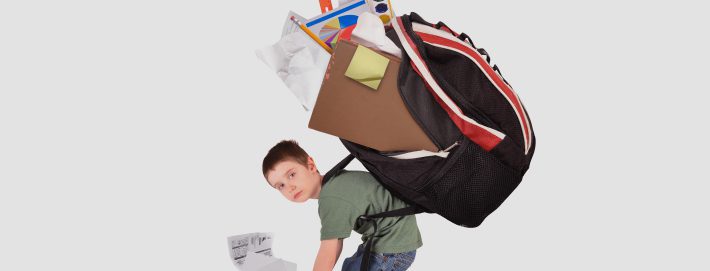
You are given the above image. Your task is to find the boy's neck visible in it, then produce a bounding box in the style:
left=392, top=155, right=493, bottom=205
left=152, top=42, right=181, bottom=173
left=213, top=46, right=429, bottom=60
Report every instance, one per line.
left=312, top=174, right=324, bottom=200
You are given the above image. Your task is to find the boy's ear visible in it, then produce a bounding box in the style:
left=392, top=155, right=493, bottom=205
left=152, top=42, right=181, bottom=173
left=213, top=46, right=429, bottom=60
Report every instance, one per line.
left=307, top=156, right=317, bottom=173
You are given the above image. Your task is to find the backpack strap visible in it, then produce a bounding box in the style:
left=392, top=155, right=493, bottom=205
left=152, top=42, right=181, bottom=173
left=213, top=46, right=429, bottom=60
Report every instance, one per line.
left=323, top=154, right=423, bottom=270
left=357, top=206, right=423, bottom=271
left=322, top=154, right=355, bottom=186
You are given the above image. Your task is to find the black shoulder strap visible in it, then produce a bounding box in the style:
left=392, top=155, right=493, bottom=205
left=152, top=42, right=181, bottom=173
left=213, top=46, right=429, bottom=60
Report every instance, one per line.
left=322, top=154, right=355, bottom=186
left=357, top=206, right=423, bottom=271
left=361, top=205, right=422, bottom=220
left=323, top=154, right=423, bottom=271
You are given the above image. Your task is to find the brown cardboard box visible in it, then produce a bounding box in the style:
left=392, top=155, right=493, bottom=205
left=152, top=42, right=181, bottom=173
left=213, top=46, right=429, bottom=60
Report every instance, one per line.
left=308, top=40, right=438, bottom=152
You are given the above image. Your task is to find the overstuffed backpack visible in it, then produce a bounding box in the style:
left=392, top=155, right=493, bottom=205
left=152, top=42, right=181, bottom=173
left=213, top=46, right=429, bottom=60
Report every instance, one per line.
left=322, top=12, right=536, bottom=270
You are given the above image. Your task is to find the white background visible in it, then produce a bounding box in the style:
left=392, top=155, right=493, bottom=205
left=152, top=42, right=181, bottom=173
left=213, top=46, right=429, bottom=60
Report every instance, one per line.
left=1, top=0, right=709, bottom=270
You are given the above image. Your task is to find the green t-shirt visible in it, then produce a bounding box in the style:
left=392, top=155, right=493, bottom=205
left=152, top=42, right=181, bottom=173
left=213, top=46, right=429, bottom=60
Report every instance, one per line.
left=318, top=170, right=422, bottom=253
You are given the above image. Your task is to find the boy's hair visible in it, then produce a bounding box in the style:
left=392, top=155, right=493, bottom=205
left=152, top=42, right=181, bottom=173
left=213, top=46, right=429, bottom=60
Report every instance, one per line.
left=262, top=140, right=310, bottom=178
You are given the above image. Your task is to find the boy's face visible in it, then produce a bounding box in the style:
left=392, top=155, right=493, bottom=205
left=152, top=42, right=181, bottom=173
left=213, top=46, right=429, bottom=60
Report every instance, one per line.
left=265, top=157, right=321, bottom=203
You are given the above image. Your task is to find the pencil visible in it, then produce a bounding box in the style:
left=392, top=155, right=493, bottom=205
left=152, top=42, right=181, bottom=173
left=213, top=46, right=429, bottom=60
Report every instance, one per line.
left=290, top=16, right=333, bottom=54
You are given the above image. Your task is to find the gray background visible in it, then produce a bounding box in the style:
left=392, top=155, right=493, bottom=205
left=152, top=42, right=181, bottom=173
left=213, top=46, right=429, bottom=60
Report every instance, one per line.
left=1, top=0, right=708, bottom=270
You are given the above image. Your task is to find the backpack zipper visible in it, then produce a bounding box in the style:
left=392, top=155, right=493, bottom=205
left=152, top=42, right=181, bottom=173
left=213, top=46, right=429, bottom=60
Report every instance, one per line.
left=411, top=140, right=464, bottom=191
left=386, top=140, right=460, bottom=159
left=442, top=141, right=460, bottom=152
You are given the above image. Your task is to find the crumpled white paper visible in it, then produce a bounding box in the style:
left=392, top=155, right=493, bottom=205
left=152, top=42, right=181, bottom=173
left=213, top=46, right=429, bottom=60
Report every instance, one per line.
left=351, top=12, right=402, bottom=58
left=256, top=26, right=331, bottom=111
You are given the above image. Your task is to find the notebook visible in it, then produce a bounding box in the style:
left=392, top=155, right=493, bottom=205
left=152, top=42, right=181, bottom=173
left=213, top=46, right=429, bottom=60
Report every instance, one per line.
left=308, top=39, right=438, bottom=152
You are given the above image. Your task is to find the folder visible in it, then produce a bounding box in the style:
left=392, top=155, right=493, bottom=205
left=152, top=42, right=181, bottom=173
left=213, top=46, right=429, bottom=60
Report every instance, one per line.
left=309, top=40, right=438, bottom=152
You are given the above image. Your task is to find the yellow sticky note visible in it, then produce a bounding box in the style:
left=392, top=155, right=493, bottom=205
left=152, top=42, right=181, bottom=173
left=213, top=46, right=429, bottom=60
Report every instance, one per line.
left=345, top=45, right=390, bottom=90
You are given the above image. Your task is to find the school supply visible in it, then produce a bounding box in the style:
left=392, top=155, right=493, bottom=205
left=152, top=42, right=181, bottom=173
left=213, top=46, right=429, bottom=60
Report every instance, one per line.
left=255, top=28, right=331, bottom=111
left=319, top=0, right=333, bottom=13
left=280, top=11, right=308, bottom=37
left=305, top=0, right=370, bottom=48
left=308, top=39, right=438, bottom=152
left=262, top=4, right=397, bottom=112
left=290, top=16, right=333, bottom=54
left=364, top=0, right=395, bottom=26
left=322, top=13, right=536, bottom=271
left=343, top=44, right=389, bottom=89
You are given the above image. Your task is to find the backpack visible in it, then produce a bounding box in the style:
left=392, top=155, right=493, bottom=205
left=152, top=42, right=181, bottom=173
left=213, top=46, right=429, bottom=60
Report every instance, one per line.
left=322, top=12, right=536, bottom=270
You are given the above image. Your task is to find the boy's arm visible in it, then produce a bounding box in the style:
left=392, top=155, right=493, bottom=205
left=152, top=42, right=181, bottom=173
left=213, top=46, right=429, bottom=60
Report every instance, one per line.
left=313, top=238, right=343, bottom=271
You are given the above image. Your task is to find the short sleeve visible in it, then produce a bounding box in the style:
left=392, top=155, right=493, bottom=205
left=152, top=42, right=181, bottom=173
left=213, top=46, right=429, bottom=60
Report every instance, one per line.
left=318, top=196, right=361, bottom=240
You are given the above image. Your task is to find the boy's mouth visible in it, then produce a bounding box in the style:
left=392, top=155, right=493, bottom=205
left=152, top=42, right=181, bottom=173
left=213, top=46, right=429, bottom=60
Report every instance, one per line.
left=294, top=191, right=302, bottom=199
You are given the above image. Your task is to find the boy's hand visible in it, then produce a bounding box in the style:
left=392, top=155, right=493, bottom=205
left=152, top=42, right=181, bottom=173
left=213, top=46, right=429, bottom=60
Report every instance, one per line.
left=313, top=239, right=343, bottom=271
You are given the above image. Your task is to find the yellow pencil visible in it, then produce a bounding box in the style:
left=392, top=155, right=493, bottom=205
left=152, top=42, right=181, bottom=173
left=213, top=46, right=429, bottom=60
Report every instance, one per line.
left=291, top=16, right=333, bottom=54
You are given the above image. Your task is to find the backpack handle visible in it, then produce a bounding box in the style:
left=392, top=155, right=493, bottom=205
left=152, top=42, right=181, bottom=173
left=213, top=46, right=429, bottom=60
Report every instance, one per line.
left=432, top=22, right=479, bottom=50
left=432, top=23, right=495, bottom=66
left=434, top=21, right=457, bottom=36
left=457, top=33, right=509, bottom=84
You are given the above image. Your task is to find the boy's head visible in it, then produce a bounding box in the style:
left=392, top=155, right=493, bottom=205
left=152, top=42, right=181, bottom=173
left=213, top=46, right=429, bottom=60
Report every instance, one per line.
left=262, top=140, right=322, bottom=203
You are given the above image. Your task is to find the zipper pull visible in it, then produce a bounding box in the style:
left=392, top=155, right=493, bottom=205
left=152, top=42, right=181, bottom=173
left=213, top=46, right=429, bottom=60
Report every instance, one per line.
left=442, top=141, right=460, bottom=152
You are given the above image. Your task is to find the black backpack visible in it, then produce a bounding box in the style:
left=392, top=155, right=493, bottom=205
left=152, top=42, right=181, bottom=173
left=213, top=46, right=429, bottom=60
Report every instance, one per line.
left=323, top=12, right=536, bottom=270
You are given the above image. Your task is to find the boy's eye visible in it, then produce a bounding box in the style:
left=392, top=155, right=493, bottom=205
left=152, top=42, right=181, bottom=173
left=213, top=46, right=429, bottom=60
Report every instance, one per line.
left=277, top=183, right=284, bottom=190
left=289, top=172, right=295, bottom=178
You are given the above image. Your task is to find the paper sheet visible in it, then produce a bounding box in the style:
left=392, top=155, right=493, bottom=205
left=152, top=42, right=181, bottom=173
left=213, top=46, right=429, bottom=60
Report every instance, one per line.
left=227, top=233, right=296, bottom=271
left=228, top=233, right=273, bottom=265
left=345, top=45, right=389, bottom=90
left=281, top=11, right=307, bottom=37
left=256, top=16, right=332, bottom=111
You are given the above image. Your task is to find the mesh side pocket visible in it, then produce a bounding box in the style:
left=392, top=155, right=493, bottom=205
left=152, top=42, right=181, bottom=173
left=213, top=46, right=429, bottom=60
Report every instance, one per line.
left=421, top=140, right=522, bottom=227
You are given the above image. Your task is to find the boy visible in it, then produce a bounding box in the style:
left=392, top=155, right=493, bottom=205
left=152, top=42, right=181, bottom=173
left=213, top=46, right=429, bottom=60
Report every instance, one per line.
left=262, top=140, right=421, bottom=271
